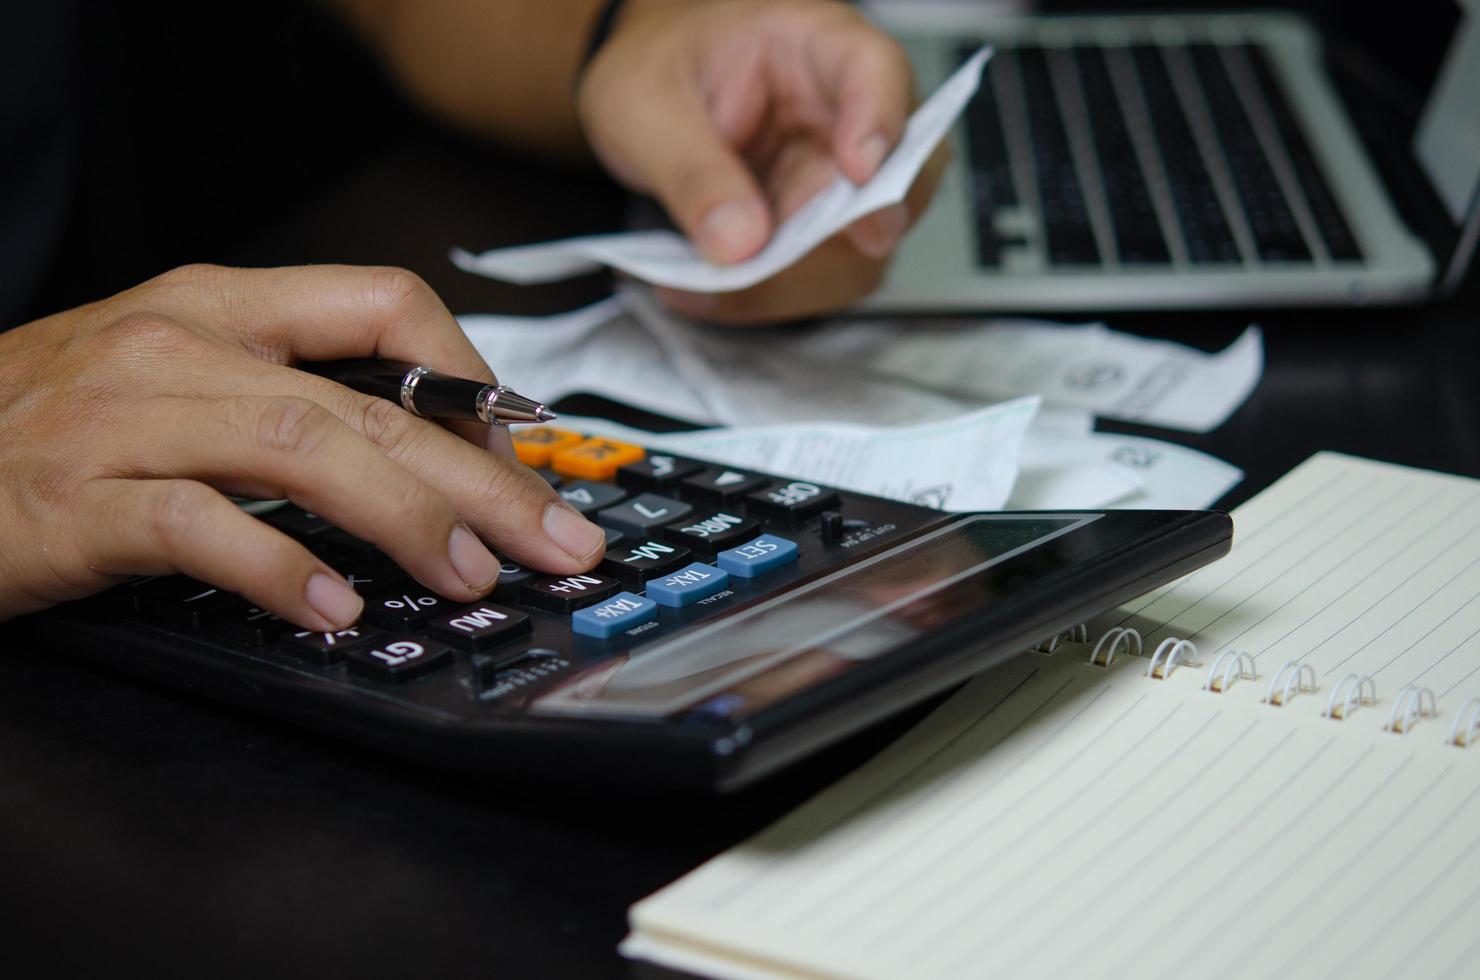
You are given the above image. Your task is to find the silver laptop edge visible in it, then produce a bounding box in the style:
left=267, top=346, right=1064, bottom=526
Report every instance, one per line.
left=866, top=10, right=1461, bottom=312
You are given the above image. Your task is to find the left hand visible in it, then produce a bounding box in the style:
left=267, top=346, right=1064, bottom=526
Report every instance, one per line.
left=577, top=0, right=947, bottom=324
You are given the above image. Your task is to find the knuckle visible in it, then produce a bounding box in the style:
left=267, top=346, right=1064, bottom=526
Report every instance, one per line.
left=366, top=266, right=436, bottom=321
left=146, top=480, right=214, bottom=549
left=354, top=394, right=419, bottom=456
left=147, top=262, right=229, bottom=291
left=474, top=458, right=553, bottom=513
left=254, top=396, right=335, bottom=457
left=98, top=311, right=195, bottom=359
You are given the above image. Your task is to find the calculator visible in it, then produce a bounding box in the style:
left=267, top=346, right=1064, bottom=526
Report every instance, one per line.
left=31, top=428, right=1232, bottom=792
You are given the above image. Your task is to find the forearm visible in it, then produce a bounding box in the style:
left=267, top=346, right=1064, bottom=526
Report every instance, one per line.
left=326, top=0, right=618, bottom=156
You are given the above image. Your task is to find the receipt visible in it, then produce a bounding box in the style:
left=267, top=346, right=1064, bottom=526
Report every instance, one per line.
left=450, top=47, right=991, bottom=293
left=552, top=396, right=1040, bottom=512
left=1010, top=430, right=1243, bottom=510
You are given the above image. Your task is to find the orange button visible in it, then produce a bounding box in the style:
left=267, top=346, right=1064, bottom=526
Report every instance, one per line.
left=550, top=437, right=645, bottom=481
left=510, top=427, right=585, bottom=468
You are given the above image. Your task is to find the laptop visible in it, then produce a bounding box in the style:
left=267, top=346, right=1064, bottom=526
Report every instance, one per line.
left=865, top=1, right=1480, bottom=311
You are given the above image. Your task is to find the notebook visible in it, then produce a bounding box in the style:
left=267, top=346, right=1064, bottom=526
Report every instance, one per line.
left=622, top=452, right=1480, bottom=979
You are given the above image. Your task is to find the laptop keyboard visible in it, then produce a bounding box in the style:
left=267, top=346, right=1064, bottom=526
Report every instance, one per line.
left=962, top=39, right=1363, bottom=270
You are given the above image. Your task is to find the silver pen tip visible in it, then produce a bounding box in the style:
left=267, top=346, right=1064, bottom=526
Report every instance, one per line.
left=535, top=406, right=558, bottom=422
left=483, top=386, right=559, bottom=425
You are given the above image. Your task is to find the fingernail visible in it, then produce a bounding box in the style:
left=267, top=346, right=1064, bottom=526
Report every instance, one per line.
left=305, top=572, right=363, bottom=629
left=858, top=134, right=890, bottom=177
left=855, top=203, right=910, bottom=258
left=542, top=502, right=606, bottom=562
left=448, top=523, right=500, bottom=592
left=699, top=201, right=765, bottom=263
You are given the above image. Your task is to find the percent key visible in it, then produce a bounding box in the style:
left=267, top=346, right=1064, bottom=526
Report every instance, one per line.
left=364, top=589, right=452, bottom=628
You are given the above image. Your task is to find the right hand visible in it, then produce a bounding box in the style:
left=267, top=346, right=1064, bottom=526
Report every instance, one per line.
left=0, top=264, right=607, bottom=632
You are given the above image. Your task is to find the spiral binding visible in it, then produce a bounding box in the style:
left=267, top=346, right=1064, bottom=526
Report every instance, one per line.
left=1385, top=685, right=1437, bottom=733
left=1025, top=626, right=1479, bottom=747
left=1263, top=660, right=1315, bottom=707
left=1205, top=651, right=1256, bottom=693
left=1324, top=673, right=1377, bottom=720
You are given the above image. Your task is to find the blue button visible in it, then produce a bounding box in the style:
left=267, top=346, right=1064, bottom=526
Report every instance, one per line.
left=645, top=562, right=730, bottom=607
left=716, top=534, right=799, bottom=578
left=571, top=591, right=658, bottom=639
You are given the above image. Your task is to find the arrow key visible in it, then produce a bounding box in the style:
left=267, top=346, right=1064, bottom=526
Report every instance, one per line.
left=681, top=467, right=769, bottom=501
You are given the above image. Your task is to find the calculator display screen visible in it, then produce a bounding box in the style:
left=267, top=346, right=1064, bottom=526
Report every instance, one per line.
left=531, top=514, right=1099, bottom=720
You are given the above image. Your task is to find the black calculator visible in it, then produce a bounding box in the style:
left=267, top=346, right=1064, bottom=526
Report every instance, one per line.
left=31, top=429, right=1232, bottom=792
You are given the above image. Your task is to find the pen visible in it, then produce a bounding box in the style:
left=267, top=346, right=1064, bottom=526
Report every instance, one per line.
left=307, top=359, right=557, bottom=425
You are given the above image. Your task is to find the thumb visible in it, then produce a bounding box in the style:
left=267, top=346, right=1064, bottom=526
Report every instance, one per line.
left=586, top=88, right=772, bottom=264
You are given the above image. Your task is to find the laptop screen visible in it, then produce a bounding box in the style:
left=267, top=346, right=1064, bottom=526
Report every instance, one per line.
left=1415, top=0, right=1480, bottom=225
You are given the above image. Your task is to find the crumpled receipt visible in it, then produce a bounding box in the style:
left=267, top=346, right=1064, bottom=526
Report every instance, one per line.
left=449, top=47, right=992, bottom=293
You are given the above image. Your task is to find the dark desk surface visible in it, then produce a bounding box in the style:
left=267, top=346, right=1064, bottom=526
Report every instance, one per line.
left=3, top=138, right=1478, bottom=979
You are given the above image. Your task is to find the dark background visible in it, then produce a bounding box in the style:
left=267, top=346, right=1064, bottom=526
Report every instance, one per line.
left=3, top=1, right=1478, bottom=977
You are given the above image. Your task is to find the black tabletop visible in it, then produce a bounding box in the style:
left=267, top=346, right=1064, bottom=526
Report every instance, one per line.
left=6, top=38, right=1480, bottom=980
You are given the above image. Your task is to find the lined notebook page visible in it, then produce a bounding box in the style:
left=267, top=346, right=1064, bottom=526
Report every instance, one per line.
left=623, top=453, right=1480, bottom=980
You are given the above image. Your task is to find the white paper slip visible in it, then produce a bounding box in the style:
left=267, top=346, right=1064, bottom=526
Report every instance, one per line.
left=622, top=452, right=1480, bottom=980
left=450, top=48, right=991, bottom=293
left=458, top=299, right=717, bottom=424
left=792, top=316, right=1265, bottom=433
left=1008, top=431, right=1243, bottom=510
left=552, top=396, right=1039, bottom=512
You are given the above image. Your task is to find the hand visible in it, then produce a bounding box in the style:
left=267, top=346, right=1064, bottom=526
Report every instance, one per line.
left=578, top=0, right=946, bottom=324
left=0, top=264, right=607, bottom=630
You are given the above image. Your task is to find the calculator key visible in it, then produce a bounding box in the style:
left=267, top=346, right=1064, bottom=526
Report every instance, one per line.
left=260, top=506, right=335, bottom=539
left=616, top=454, right=704, bottom=491
left=346, top=637, right=452, bottom=682
left=427, top=603, right=531, bottom=652
left=599, top=539, right=692, bottom=585
left=572, top=591, right=659, bottom=639
left=533, top=468, right=563, bottom=488
left=285, top=626, right=382, bottom=665
left=603, top=526, right=626, bottom=550
left=645, top=562, right=731, bottom=607
left=551, top=437, right=645, bottom=481
left=211, top=599, right=288, bottom=646
left=363, top=588, right=457, bottom=628
left=332, top=558, right=401, bottom=596
left=511, top=427, right=585, bottom=467
left=558, top=480, right=628, bottom=516
left=522, top=573, right=622, bottom=613
left=491, top=556, right=535, bottom=601
left=716, top=534, right=800, bottom=578
left=681, top=467, right=769, bottom=501
left=662, top=510, right=761, bottom=555
left=747, top=480, right=840, bottom=518
left=597, top=493, right=693, bottom=538
left=143, top=578, right=232, bottom=629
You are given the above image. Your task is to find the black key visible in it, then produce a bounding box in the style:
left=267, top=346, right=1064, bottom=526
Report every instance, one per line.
left=616, top=454, right=704, bottom=491
left=747, top=479, right=840, bottom=518
left=491, top=556, right=536, bottom=602
left=1016, top=47, right=1101, bottom=266
left=522, top=573, right=622, bottom=613
left=960, top=47, right=1018, bottom=207
left=1072, top=46, right=1171, bottom=265
left=662, top=511, right=761, bottom=556
left=597, top=493, right=693, bottom=538
left=143, top=577, right=232, bottom=630
left=427, top=603, right=531, bottom=652
left=284, top=626, right=382, bottom=666
left=102, top=575, right=166, bottom=615
left=346, top=636, right=452, bottom=682
left=1130, top=45, right=1242, bottom=264
left=599, top=538, right=693, bottom=586
left=533, top=468, right=563, bottom=488
left=1243, top=44, right=1362, bottom=261
left=558, top=480, right=628, bottom=516
left=1187, top=45, right=1310, bottom=263
left=260, top=506, right=335, bottom=539
left=330, top=555, right=401, bottom=596
left=211, top=599, right=288, bottom=646
left=681, top=468, right=769, bottom=502
left=362, top=587, right=458, bottom=629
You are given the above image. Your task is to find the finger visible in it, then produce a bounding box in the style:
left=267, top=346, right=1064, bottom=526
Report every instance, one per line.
left=656, top=235, right=888, bottom=325
left=208, top=363, right=607, bottom=574
left=844, top=138, right=951, bottom=258
left=126, top=395, right=505, bottom=603
left=813, top=25, right=915, bottom=184
left=140, top=263, right=505, bottom=453
left=87, top=478, right=364, bottom=633
left=581, top=74, right=772, bottom=264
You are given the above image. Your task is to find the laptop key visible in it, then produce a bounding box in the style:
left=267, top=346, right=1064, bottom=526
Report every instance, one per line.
left=1017, top=47, right=1101, bottom=267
